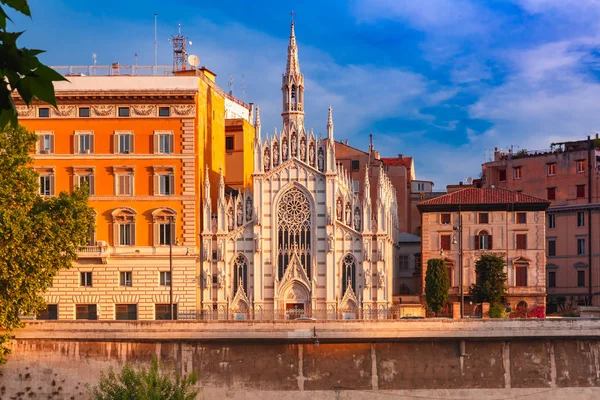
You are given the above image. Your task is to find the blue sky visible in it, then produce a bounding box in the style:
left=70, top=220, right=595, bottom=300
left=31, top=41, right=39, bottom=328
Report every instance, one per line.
left=10, top=0, right=600, bottom=187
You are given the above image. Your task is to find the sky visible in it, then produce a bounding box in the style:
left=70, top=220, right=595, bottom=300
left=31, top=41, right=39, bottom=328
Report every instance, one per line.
left=9, top=0, right=600, bottom=187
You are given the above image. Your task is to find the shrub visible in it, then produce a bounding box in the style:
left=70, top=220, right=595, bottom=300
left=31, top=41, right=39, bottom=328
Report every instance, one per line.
left=527, top=306, right=545, bottom=319
left=87, top=356, right=199, bottom=400
left=470, top=254, right=507, bottom=307
left=425, top=258, right=450, bottom=315
left=489, top=304, right=505, bottom=318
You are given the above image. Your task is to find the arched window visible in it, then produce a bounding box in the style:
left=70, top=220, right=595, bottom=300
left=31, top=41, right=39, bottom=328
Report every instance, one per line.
left=516, top=301, right=528, bottom=311
left=277, top=187, right=312, bottom=279
left=152, top=208, right=176, bottom=246
left=233, top=254, right=248, bottom=293
left=291, top=85, right=296, bottom=102
left=477, top=230, right=492, bottom=250
left=112, top=208, right=136, bottom=246
left=342, top=254, right=357, bottom=293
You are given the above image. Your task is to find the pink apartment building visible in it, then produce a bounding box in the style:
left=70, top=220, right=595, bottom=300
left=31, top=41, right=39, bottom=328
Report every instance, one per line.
left=418, top=188, right=550, bottom=314
left=482, top=137, right=600, bottom=310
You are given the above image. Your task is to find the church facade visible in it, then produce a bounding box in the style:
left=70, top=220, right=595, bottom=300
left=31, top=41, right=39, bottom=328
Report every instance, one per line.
left=200, top=22, right=400, bottom=318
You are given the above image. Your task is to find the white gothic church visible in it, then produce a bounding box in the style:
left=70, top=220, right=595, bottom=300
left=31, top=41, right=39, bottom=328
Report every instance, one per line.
left=200, top=21, right=400, bottom=318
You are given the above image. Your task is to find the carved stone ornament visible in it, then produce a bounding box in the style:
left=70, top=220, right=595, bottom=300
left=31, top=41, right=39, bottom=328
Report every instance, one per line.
left=16, top=106, right=34, bottom=117
left=91, top=105, right=115, bottom=117
left=172, top=105, right=196, bottom=116
left=217, top=268, right=224, bottom=289
left=364, top=268, right=372, bottom=288
left=378, top=269, right=385, bottom=288
left=52, top=105, right=76, bottom=117
left=132, top=104, right=156, bottom=116
left=204, top=269, right=212, bottom=289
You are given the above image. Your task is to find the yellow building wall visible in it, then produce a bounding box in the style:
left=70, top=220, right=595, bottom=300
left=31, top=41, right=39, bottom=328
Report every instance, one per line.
left=225, top=119, right=255, bottom=190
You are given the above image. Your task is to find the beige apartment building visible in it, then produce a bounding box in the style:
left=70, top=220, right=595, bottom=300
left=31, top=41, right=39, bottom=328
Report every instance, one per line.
left=482, top=137, right=600, bottom=310
left=417, top=188, right=550, bottom=313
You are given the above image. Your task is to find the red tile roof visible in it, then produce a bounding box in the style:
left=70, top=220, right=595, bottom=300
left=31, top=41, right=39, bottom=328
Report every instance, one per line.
left=418, top=187, right=549, bottom=206
left=382, top=157, right=412, bottom=168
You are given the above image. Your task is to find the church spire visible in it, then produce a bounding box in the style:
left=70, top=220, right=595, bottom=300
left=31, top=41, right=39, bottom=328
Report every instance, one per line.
left=281, top=15, right=305, bottom=132
left=327, top=106, right=334, bottom=140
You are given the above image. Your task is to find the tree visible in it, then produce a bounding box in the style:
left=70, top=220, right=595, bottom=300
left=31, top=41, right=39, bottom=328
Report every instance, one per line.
left=1, top=0, right=67, bottom=127
left=0, top=124, right=95, bottom=364
left=425, top=258, right=450, bottom=315
left=469, top=254, right=507, bottom=306
left=87, top=357, right=200, bottom=400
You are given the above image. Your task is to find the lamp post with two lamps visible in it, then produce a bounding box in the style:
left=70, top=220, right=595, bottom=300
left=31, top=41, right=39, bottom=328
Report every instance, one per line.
left=452, top=214, right=464, bottom=319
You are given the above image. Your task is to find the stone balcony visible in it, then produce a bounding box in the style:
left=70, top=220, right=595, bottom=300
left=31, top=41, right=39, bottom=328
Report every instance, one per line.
left=76, top=245, right=110, bottom=263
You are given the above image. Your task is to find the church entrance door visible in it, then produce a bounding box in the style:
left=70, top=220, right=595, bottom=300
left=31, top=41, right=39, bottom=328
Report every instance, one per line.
left=285, top=303, right=305, bottom=319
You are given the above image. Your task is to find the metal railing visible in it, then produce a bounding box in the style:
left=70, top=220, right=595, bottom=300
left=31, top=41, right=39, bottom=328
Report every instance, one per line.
left=177, top=306, right=426, bottom=321
left=50, top=65, right=173, bottom=77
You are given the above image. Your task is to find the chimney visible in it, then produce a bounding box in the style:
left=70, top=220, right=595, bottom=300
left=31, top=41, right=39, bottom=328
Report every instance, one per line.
left=397, top=154, right=403, bottom=160
left=459, top=182, right=463, bottom=186
left=345, top=139, right=349, bottom=145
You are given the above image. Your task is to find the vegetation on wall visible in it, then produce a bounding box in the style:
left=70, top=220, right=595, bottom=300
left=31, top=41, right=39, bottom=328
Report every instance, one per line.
left=0, top=124, right=95, bottom=364
left=425, top=258, right=450, bottom=315
left=470, top=254, right=507, bottom=307
left=87, top=357, right=200, bottom=400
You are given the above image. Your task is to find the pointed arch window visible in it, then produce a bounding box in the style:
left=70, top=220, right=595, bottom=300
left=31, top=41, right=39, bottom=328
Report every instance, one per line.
left=291, top=85, right=297, bottom=102
left=342, top=254, right=357, bottom=294
left=233, top=254, right=248, bottom=293
left=277, top=187, right=312, bottom=279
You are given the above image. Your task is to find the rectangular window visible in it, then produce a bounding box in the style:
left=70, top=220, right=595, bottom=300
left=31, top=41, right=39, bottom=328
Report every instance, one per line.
left=118, top=223, right=134, bottom=246
left=77, top=174, right=95, bottom=195
left=398, top=255, right=409, bottom=270
left=38, top=304, right=58, bottom=320
left=154, top=132, right=174, bottom=154
left=351, top=160, right=360, bottom=171
left=548, top=271, right=556, bottom=288
left=441, top=213, right=451, bottom=224
left=352, top=180, right=359, bottom=195
left=159, top=174, right=174, bottom=195
left=516, top=212, right=527, bottom=224
left=116, top=174, right=133, bottom=196
left=548, top=214, right=555, bottom=229
left=225, top=136, right=234, bottom=151
left=155, top=304, right=177, bottom=320
left=159, top=271, right=171, bottom=286
left=547, top=187, right=556, bottom=200
left=158, top=223, right=173, bottom=245
left=577, top=184, right=585, bottom=198
left=39, top=175, right=54, bottom=196
left=547, top=163, right=556, bottom=176
left=116, top=304, right=137, bottom=320
left=79, top=107, right=90, bottom=117
left=516, top=266, right=528, bottom=287
left=516, top=234, right=527, bottom=250
left=115, top=132, right=134, bottom=154
left=577, top=211, right=585, bottom=227
left=576, top=160, right=585, bottom=173
left=37, top=133, right=54, bottom=154
left=118, top=107, right=130, bottom=117
left=38, top=107, right=50, bottom=117
left=119, top=271, right=132, bottom=287
left=80, top=272, right=93, bottom=287
left=513, top=167, right=522, bottom=180
left=158, top=107, right=170, bottom=117
left=75, top=133, right=94, bottom=154
left=578, top=270, right=586, bottom=287
left=440, top=235, right=451, bottom=251
left=499, top=170, right=507, bottom=182
left=577, top=238, right=585, bottom=255
left=548, top=240, right=556, bottom=257
left=76, top=304, right=97, bottom=320
left=75, top=304, right=98, bottom=321
left=478, top=213, right=489, bottom=224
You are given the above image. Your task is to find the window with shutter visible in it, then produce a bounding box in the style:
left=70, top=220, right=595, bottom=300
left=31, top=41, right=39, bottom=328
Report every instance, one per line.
left=441, top=235, right=451, bottom=251
left=516, top=266, right=527, bottom=287
left=548, top=271, right=556, bottom=288
left=578, top=270, right=585, bottom=287
left=516, top=234, right=527, bottom=250
left=154, top=131, right=174, bottom=154
left=548, top=240, right=556, bottom=256
left=440, top=214, right=451, bottom=224
left=478, top=213, right=489, bottom=224
left=516, top=212, right=527, bottom=224
left=478, top=231, right=489, bottom=250
left=577, top=184, right=585, bottom=198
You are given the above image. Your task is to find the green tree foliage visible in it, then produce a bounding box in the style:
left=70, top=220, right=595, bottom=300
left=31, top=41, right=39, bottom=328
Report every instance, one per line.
left=470, top=254, right=507, bottom=307
left=425, top=258, right=450, bottom=315
left=1, top=0, right=67, bottom=127
left=0, top=124, right=95, bottom=364
left=87, top=357, right=200, bottom=400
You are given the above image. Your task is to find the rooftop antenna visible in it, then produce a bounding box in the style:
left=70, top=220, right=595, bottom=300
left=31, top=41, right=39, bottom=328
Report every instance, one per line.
left=242, top=74, right=246, bottom=102
left=92, top=53, right=97, bottom=66
left=135, top=52, right=138, bottom=66
left=228, top=74, right=234, bottom=96
left=169, top=24, right=190, bottom=72
left=154, top=13, right=157, bottom=67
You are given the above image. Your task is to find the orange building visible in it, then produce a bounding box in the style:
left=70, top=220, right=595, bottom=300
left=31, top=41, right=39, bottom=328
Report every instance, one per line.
left=16, top=67, right=254, bottom=320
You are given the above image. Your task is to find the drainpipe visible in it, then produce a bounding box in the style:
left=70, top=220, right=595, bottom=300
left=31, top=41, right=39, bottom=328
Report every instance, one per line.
left=588, top=135, right=593, bottom=305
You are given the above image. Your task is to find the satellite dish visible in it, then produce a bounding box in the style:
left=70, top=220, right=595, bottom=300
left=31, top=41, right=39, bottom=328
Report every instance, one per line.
left=187, top=54, right=200, bottom=67
left=467, top=176, right=473, bottom=184
left=189, top=41, right=193, bottom=46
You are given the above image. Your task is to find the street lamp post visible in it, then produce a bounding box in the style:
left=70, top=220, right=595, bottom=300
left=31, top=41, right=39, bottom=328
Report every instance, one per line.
left=452, top=214, right=464, bottom=318
left=169, top=216, right=174, bottom=321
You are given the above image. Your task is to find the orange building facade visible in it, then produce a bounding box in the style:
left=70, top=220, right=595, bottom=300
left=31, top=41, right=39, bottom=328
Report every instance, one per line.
left=16, top=68, right=254, bottom=320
